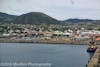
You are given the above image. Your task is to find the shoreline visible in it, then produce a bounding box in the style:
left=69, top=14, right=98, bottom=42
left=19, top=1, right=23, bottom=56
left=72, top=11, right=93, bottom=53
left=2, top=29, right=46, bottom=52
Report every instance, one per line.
left=0, top=39, right=91, bottom=45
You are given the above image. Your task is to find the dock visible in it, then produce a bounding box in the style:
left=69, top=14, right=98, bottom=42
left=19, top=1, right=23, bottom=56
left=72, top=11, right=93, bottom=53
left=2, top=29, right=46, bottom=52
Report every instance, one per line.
left=87, top=46, right=100, bottom=67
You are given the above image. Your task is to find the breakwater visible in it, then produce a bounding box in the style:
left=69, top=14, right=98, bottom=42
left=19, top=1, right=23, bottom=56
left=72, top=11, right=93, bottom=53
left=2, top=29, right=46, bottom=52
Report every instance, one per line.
left=86, top=46, right=100, bottom=67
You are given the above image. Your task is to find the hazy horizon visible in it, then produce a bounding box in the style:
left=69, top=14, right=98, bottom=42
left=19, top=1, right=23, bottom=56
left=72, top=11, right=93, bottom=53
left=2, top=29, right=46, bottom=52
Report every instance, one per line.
left=0, top=0, right=100, bottom=20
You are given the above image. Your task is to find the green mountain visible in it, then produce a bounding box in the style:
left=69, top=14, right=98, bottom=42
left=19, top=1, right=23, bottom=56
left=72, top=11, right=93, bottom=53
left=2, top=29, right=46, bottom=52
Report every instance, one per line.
left=15, top=12, right=61, bottom=24
left=0, top=12, right=99, bottom=24
left=63, top=18, right=100, bottom=24
left=0, top=12, right=17, bottom=23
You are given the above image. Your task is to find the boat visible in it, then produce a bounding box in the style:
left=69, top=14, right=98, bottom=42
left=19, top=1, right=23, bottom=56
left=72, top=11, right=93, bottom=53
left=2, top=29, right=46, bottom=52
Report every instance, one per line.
left=87, top=41, right=97, bottom=52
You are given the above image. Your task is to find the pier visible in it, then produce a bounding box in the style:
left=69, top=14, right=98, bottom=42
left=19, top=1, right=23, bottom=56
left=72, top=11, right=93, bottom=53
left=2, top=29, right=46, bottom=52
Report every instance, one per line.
left=87, top=46, right=100, bottom=67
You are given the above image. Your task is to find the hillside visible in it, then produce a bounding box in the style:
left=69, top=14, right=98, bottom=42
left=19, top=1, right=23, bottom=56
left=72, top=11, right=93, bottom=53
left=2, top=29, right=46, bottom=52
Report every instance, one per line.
left=0, top=12, right=99, bottom=24
left=63, top=18, right=95, bottom=23
left=0, top=12, right=17, bottom=23
left=15, top=12, right=61, bottom=24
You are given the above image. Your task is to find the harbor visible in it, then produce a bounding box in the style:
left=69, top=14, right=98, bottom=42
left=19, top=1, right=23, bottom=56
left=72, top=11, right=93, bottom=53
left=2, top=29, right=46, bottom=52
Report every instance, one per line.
left=0, top=0, right=100, bottom=67
left=0, top=43, right=91, bottom=67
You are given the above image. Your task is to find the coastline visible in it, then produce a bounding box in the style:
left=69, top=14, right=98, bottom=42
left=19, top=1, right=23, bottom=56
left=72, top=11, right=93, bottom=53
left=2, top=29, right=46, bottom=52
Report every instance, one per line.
left=0, top=38, right=92, bottom=45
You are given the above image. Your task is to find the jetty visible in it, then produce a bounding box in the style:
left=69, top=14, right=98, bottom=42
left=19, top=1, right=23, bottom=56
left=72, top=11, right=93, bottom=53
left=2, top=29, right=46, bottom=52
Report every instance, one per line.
left=87, top=46, right=100, bottom=67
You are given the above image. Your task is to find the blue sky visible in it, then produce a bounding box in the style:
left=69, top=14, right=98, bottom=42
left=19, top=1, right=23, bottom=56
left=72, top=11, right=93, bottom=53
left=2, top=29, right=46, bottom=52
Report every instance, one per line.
left=0, top=0, right=100, bottom=20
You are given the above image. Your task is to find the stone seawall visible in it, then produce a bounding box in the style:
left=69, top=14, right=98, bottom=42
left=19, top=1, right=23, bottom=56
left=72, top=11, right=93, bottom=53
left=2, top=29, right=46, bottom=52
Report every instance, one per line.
left=86, top=46, right=100, bottom=67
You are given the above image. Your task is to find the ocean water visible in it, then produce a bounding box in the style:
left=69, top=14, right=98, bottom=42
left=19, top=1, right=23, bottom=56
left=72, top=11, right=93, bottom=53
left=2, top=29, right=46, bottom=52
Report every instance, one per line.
left=0, top=43, right=92, bottom=67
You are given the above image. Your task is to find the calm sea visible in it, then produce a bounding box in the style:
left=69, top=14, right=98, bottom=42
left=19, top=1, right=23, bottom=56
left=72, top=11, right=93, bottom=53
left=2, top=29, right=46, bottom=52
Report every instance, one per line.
left=0, top=43, right=92, bottom=67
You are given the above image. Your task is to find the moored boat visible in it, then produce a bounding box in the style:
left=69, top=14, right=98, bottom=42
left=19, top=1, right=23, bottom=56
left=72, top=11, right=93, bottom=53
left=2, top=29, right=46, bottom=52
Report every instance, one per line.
left=87, top=41, right=97, bottom=52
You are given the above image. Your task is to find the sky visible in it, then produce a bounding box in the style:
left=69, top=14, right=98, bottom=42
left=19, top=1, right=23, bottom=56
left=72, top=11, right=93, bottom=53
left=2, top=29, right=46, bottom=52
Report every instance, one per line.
left=0, top=0, right=100, bottom=20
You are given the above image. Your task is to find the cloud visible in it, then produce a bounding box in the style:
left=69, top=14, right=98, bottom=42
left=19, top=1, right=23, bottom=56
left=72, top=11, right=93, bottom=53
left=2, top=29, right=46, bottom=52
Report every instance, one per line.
left=0, top=0, right=100, bottom=20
